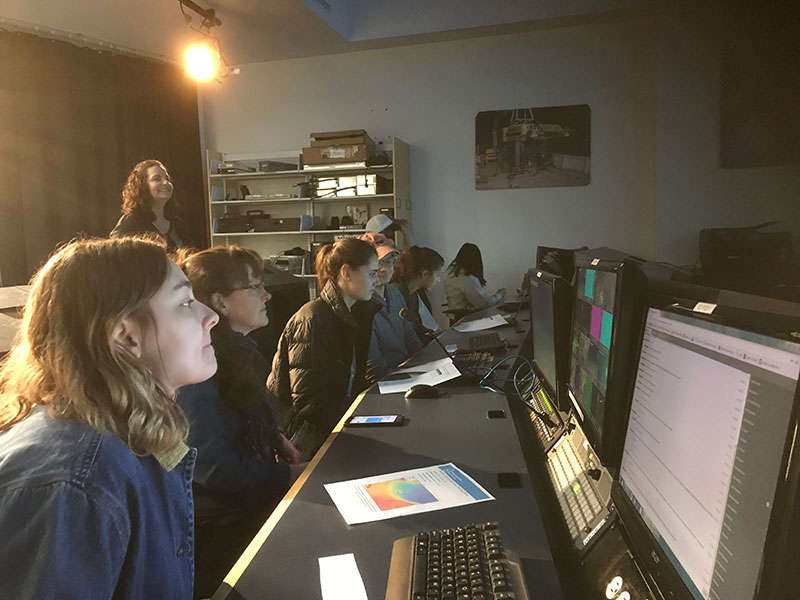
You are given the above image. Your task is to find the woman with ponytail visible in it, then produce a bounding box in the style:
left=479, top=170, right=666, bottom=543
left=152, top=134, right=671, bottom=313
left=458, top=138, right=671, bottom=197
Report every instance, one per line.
left=176, top=245, right=305, bottom=597
left=267, top=237, right=379, bottom=459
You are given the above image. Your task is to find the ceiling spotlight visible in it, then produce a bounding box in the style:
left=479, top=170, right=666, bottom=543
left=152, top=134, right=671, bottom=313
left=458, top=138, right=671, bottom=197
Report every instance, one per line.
left=177, top=0, right=235, bottom=82
left=184, top=43, right=220, bottom=81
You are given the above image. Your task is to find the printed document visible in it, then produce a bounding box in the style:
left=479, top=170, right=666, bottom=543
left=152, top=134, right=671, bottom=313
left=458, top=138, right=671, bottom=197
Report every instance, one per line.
left=324, top=463, right=494, bottom=525
left=377, top=357, right=460, bottom=394
left=453, top=314, right=508, bottom=332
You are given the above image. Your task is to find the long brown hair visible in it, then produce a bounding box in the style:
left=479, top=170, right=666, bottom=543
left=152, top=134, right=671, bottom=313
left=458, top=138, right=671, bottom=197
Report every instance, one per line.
left=448, top=242, right=486, bottom=286
left=121, top=159, right=176, bottom=214
left=315, top=237, right=377, bottom=289
left=0, top=236, right=188, bottom=458
left=393, top=246, right=444, bottom=282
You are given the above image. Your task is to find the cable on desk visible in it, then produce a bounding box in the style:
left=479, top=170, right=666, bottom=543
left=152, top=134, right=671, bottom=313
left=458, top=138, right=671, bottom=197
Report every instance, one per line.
left=472, top=354, right=535, bottom=395
left=474, top=355, right=558, bottom=428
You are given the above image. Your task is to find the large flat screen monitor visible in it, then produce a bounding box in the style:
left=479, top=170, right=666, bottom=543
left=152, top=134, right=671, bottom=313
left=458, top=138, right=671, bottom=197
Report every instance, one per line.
left=613, top=288, right=800, bottom=600
left=528, top=268, right=572, bottom=412
left=566, top=252, right=646, bottom=473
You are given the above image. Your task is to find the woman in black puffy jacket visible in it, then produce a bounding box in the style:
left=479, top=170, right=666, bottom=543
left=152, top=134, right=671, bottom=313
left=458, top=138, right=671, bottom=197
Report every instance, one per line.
left=267, top=237, right=380, bottom=460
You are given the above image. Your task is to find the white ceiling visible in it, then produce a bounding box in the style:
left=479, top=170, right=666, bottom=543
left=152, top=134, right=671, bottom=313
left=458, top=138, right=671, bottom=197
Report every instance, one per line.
left=0, top=0, right=654, bottom=65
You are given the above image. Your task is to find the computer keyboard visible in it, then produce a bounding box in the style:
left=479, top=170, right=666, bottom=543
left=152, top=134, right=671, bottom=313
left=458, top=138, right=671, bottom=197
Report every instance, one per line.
left=453, top=350, right=495, bottom=377
left=385, top=522, right=530, bottom=600
left=467, top=332, right=506, bottom=353
left=545, top=437, right=609, bottom=553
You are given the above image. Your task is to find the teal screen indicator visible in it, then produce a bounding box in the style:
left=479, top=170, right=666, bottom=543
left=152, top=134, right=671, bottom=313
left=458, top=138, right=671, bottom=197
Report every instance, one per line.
left=601, top=311, right=613, bottom=348
left=584, top=269, right=596, bottom=299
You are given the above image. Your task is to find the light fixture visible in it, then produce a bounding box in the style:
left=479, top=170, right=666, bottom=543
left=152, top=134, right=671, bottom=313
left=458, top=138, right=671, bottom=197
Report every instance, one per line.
left=177, top=0, right=236, bottom=82
left=183, top=43, right=220, bottom=81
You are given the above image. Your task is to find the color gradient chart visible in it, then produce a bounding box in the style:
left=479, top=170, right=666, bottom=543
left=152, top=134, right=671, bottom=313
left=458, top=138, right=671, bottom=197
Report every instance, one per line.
left=324, top=463, right=495, bottom=524
left=365, top=478, right=438, bottom=510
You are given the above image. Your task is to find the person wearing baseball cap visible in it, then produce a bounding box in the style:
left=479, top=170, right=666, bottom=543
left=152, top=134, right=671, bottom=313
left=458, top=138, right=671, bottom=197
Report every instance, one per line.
left=359, top=232, right=422, bottom=383
left=365, top=214, right=413, bottom=247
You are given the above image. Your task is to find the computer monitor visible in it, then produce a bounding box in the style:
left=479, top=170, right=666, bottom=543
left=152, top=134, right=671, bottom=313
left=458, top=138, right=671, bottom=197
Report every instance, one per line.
left=528, top=268, right=572, bottom=412
left=566, top=251, right=646, bottom=473
left=613, top=285, right=800, bottom=600
left=536, top=245, right=581, bottom=282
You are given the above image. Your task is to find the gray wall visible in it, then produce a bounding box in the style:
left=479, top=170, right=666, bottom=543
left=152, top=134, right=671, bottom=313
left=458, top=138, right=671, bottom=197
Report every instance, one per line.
left=200, top=7, right=799, bottom=302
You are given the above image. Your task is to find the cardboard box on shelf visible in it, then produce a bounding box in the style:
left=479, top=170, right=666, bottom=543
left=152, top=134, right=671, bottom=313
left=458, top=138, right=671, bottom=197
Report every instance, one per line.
left=357, top=174, right=392, bottom=196
left=310, top=129, right=374, bottom=146
left=302, top=144, right=374, bottom=166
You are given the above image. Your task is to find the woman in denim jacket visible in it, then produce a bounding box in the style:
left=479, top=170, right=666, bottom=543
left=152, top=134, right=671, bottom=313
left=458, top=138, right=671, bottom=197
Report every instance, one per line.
left=0, top=236, right=219, bottom=599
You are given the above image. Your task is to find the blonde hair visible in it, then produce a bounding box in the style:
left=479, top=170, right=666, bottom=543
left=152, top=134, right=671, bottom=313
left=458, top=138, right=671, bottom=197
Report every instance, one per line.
left=0, top=235, right=188, bottom=458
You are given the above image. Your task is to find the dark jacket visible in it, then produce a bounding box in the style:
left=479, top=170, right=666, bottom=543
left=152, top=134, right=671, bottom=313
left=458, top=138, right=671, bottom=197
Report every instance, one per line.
left=267, top=281, right=379, bottom=458
left=0, top=407, right=195, bottom=599
left=177, top=333, right=291, bottom=511
left=110, top=205, right=187, bottom=252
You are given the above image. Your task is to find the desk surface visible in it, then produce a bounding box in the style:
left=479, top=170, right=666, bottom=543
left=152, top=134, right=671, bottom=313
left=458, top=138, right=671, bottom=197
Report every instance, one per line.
left=0, top=285, right=28, bottom=355
left=214, top=309, right=564, bottom=600
left=0, top=285, right=29, bottom=311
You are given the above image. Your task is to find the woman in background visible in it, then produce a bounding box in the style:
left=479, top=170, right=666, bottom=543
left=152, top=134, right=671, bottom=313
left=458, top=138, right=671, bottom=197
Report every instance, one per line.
left=177, top=245, right=306, bottom=598
left=392, top=245, right=445, bottom=342
left=0, top=236, right=219, bottom=599
left=111, top=159, right=187, bottom=251
left=268, top=237, right=379, bottom=459
left=445, top=242, right=506, bottom=314
left=359, top=233, right=422, bottom=383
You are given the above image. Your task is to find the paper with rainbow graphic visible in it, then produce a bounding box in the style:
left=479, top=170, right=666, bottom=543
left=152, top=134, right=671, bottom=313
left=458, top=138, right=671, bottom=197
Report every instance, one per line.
left=324, top=463, right=494, bottom=525
left=364, top=478, right=438, bottom=510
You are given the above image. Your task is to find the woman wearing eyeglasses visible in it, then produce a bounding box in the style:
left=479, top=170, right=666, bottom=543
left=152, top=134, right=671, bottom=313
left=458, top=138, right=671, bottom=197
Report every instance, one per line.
left=360, top=233, right=422, bottom=384
left=176, top=245, right=305, bottom=598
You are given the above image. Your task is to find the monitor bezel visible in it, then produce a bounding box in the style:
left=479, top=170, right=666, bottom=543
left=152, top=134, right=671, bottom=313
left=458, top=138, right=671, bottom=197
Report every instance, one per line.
left=566, top=253, right=646, bottom=475
left=528, top=267, right=573, bottom=413
left=610, top=282, right=800, bottom=600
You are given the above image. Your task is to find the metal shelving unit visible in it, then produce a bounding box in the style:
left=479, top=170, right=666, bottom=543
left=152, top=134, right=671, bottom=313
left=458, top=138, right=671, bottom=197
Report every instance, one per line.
left=205, top=138, right=410, bottom=299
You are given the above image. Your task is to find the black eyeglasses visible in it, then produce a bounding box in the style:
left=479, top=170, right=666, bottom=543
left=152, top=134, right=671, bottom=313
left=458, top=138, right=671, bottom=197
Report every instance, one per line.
left=232, top=281, right=266, bottom=294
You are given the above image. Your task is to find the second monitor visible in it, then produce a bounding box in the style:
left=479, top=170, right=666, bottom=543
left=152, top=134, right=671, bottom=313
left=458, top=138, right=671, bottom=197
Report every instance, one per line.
left=528, top=268, right=573, bottom=414
left=567, top=251, right=646, bottom=475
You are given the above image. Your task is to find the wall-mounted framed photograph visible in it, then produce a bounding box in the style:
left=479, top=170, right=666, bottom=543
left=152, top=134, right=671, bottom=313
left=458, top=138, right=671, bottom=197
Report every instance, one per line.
left=475, top=104, right=591, bottom=190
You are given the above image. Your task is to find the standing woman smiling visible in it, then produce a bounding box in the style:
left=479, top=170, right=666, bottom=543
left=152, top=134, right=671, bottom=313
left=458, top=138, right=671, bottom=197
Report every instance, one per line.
left=268, top=237, right=380, bottom=459
left=110, top=159, right=187, bottom=251
left=0, top=235, right=219, bottom=599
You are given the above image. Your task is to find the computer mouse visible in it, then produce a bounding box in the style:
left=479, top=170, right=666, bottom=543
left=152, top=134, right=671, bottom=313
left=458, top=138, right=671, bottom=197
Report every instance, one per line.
left=404, top=384, right=443, bottom=399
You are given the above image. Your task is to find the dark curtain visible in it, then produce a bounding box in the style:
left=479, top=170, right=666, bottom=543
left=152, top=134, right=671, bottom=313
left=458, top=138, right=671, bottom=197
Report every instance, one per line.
left=0, top=31, right=206, bottom=285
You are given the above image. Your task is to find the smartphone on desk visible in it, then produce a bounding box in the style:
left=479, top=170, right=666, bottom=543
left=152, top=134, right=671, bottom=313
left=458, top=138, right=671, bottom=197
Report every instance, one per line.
left=345, top=414, right=405, bottom=427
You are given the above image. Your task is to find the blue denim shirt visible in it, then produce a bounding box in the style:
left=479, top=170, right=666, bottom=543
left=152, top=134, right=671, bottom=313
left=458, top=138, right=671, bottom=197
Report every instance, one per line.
left=366, top=283, right=423, bottom=383
left=0, top=407, right=196, bottom=599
